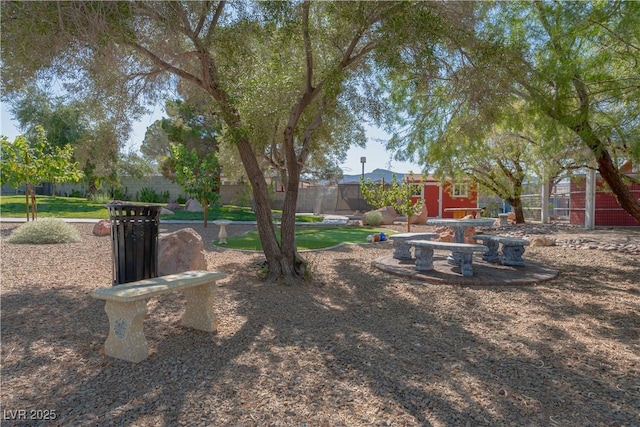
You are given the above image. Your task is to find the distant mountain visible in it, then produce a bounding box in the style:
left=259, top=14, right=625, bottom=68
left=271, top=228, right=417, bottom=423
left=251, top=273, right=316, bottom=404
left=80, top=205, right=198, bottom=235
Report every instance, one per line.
left=339, top=168, right=404, bottom=184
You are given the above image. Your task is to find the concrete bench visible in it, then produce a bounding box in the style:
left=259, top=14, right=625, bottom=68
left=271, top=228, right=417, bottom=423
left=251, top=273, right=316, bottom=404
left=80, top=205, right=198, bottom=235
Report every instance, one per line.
left=407, top=240, right=488, bottom=277
left=91, top=270, right=226, bottom=363
left=473, top=234, right=530, bottom=266
left=388, top=232, right=439, bottom=260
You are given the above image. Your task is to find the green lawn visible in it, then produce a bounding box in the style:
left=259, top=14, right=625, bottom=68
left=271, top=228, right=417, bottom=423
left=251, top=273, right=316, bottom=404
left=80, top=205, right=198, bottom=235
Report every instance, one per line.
left=0, top=195, right=324, bottom=223
left=221, top=226, right=395, bottom=251
left=1, top=195, right=111, bottom=219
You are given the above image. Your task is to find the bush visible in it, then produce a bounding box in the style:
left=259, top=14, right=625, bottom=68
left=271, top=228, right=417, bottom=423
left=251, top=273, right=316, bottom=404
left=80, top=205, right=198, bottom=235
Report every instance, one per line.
left=363, top=210, right=383, bottom=226
left=113, top=187, right=132, bottom=201
left=89, top=192, right=113, bottom=204
left=7, top=218, right=81, bottom=244
left=136, top=187, right=169, bottom=203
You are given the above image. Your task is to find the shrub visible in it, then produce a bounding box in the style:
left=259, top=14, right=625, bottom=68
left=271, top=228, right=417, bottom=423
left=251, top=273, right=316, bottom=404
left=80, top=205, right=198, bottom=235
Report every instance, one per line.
left=90, top=192, right=113, bottom=204
left=175, top=195, right=187, bottom=205
left=113, top=187, right=132, bottom=201
left=136, top=187, right=169, bottom=203
left=7, top=218, right=81, bottom=244
left=363, top=210, right=383, bottom=226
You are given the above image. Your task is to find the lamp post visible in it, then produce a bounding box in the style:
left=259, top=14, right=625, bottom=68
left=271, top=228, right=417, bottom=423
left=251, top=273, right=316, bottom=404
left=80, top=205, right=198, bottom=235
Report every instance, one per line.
left=359, top=157, right=366, bottom=212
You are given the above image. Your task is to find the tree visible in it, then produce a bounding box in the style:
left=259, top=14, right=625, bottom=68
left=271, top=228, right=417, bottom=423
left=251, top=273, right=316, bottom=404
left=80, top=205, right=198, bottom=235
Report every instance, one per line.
left=1, top=1, right=426, bottom=284
left=380, top=2, right=640, bottom=224
left=170, top=143, right=220, bottom=227
left=389, top=175, right=423, bottom=232
left=482, top=1, right=640, bottom=223
left=6, top=87, right=130, bottom=196
left=1, top=128, right=83, bottom=220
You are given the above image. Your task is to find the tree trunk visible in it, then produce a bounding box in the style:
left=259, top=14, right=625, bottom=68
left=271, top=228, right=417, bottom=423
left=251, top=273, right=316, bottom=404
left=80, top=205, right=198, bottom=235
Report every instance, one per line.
left=575, top=123, right=640, bottom=224
left=203, top=199, right=209, bottom=228
left=235, top=137, right=302, bottom=284
left=506, top=197, right=526, bottom=224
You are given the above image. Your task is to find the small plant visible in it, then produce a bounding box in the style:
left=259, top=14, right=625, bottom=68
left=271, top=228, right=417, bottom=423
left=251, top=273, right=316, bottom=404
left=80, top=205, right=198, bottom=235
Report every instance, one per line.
left=90, top=192, right=113, bottom=204
left=175, top=195, right=187, bottom=205
left=112, top=187, right=132, bottom=201
left=69, top=189, right=85, bottom=198
left=363, top=210, right=383, bottom=226
left=7, top=218, right=81, bottom=244
left=136, top=187, right=169, bottom=203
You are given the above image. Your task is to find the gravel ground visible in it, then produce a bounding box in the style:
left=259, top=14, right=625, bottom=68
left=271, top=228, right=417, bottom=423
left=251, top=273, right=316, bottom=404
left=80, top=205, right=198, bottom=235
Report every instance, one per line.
left=1, top=221, right=639, bottom=427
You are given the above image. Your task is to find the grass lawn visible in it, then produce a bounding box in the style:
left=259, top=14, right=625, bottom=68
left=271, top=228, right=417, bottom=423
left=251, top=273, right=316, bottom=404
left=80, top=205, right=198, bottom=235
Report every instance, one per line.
left=1, top=195, right=110, bottom=219
left=0, top=195, right=324, bottom=223
left=221, top=226, right=395, bottom=251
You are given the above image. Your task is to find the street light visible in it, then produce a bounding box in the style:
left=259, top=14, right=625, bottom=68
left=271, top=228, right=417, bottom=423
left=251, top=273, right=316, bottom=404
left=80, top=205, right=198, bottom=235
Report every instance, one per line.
left=359, top=157, right=366, bottom=212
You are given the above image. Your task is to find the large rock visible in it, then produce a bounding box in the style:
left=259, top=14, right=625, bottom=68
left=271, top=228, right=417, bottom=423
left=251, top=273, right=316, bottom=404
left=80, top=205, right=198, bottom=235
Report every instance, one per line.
left=165, top=202, right=181, bottom=211
left=377, top=206, right=398, bottom=225
left=184, top=198, right=204, bottom=212
left=409, top=203, right=428, bottom=225
left=93, top=220, right=111, bottom=236
left=158, top=228, right=208, bottom=275
left=160, top=207, right=174, bottom=216
left=530, top=236, right=556, bottom=247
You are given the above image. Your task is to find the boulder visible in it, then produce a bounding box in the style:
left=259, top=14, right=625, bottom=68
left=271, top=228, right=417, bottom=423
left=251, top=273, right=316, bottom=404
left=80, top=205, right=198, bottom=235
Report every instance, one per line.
left=158, top=228, right=208, bottom=275
left=507, top=212, right=516, bottom=223
left=377, top=206, right=398, bottom=225
left=184, top=198, right=204, bottom=212
left=92, top=220, right=111, bottom=236
left=165, top=202, right=181, bottom=211
left=464, top=226, right=476, bottom=244
left=435, top=226, right=455, bottom=242
left=409, top=203, right=428, bottom=225
left=530, top=236, right=556, bottom=247
left=160, top=207, right=174, bottom=216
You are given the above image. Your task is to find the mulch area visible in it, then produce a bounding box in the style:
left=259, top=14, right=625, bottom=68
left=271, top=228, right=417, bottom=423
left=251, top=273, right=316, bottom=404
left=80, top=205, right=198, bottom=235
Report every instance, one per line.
left=1, top=221, right=639, bottom=426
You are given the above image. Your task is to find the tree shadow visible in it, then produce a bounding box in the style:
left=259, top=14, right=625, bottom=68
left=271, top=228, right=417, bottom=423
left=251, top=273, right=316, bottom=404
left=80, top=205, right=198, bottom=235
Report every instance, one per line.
left=1, top=246, right=638, bottom=426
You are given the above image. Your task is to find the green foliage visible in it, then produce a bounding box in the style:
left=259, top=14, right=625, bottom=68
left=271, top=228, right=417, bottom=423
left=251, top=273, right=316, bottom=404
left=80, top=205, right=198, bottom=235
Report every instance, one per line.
left=363, top=210, right=383, bottom=227
left=1, top=129, right=83, bottom=220
left=175, top=195, right=187, bottom=205
left=170, top=143, right=221, bottom=226
left=136, top=187, right=169, bottom=204
left=112, top=188, right=131, bottom=201
left=360, top=177, right=394, bottom=210
left=90, top=192, right=113, bottom=204
left=7, top=218, right=81, bottom=244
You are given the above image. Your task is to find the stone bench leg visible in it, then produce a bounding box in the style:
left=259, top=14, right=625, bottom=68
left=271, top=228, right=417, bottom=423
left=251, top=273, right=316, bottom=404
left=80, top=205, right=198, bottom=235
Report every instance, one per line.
left=414, top=246, right=435, bottom=271
left=393, top=239, right=413, bottom=260
left=481, top=240, right=501, bottom=263
left=182, top=283, right=218, bottom=332
left=460, top=253, right=475, bottom=277
left=501, top=244, right=526, bottom=267
left=447, top=251, right=462, bottom=266
left=104, top=299, right=149, bottom=363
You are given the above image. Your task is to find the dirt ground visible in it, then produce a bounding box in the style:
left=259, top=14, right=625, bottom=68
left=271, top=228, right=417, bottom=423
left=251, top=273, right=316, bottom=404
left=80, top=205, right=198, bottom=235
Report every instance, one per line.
left=1, top=221, right=639, bottom=426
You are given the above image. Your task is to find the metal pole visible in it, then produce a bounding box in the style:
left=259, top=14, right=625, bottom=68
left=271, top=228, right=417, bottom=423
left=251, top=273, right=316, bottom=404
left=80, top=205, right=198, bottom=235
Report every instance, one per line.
left=360, top=157, right=366, bottom=212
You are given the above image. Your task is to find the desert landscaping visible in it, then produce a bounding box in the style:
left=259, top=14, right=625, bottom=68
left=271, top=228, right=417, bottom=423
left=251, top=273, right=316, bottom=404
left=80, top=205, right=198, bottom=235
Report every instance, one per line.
left=1, top=220, right=639, bottom=426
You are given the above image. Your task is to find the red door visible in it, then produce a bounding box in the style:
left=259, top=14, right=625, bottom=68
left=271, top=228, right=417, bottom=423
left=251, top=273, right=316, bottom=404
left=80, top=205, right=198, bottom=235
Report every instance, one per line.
left=424, top=184, right=440, bottom=217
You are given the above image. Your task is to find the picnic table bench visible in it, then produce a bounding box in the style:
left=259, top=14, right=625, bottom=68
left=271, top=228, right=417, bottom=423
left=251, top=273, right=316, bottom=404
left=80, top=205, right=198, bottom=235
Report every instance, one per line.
left=408, top=240, right=488, bottom=277
left=91, top=270, right=226, bottom=363
left=388, top=232, right=439, bottom=259
left=473, top=234, right=529, bottom=266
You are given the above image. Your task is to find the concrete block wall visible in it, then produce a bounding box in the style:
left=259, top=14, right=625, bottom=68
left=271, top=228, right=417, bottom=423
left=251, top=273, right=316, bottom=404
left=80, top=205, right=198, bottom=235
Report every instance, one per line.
left=7, top=176, right=341, bottom=214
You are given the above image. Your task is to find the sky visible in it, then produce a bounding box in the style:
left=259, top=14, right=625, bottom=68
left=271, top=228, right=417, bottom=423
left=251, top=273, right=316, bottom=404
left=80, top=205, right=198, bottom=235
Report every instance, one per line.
left=1, top=102, right=424, bottom=175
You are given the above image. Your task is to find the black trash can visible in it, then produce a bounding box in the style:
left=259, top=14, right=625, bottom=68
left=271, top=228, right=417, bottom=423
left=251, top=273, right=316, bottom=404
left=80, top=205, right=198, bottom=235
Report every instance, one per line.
left=107, top=203, right=162, bottom=285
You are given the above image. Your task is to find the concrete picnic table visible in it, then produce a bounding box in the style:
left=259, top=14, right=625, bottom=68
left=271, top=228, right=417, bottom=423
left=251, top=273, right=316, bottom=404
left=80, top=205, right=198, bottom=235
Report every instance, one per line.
left=427, top=218, right=496, bottom=265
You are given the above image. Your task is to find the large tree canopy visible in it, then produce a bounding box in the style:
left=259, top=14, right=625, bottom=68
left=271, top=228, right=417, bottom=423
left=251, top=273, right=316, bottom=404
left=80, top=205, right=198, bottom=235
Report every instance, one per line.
left=382, top=1, right=640, bottom=224
left=2, top=1, right=438, bottom=283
